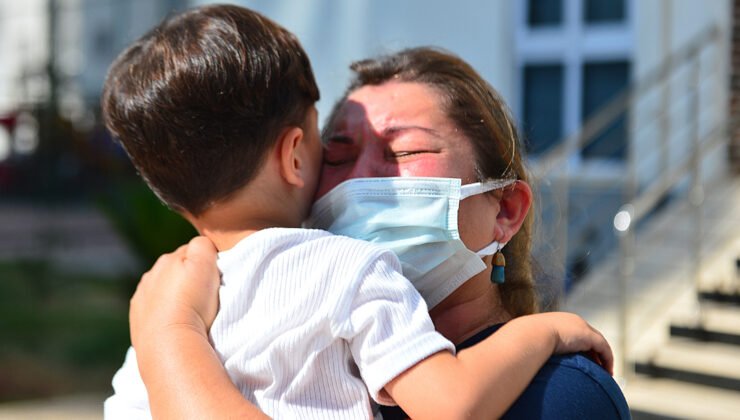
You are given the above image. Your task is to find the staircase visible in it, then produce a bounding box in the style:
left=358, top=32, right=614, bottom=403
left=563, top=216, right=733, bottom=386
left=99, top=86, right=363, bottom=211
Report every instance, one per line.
left=628, top=285, right=740, bottom=419
left=563, top=172, right=740, bottom=418
left=527, top=22, right=740, bottom=417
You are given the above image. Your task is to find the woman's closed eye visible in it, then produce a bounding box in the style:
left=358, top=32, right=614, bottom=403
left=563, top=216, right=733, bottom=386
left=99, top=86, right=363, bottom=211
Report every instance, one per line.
left=389, top=150, right=420, bottom=160
left=387, top=148, right=440, bottom=161
left=323, top=136, right=357, bottom=166
left=383, top=126, right=443, bottom=161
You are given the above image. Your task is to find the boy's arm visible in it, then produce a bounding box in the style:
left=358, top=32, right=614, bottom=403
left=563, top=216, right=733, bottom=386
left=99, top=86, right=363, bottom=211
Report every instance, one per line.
left=138, top=327, right=268, bottom=419
left=383, top=312, right=612, bottom=420
left=131, top=237, right=269, bottom=419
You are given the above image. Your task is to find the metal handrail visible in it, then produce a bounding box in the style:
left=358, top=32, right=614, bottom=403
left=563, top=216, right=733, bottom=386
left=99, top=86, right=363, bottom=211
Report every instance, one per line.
left=624, top=122, right=728, bottom=223
left=529, top=22, right=727, bottom=378
left=613, top=114, right=734, bottom=370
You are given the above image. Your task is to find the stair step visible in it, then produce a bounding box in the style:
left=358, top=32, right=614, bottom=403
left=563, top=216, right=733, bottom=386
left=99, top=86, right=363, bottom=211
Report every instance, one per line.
left=624, top=376, right=740, bottom=419
left=671, top=325, right=740, bottom=346
left=633, top=338, right=740, bottom=391
left=670, top=303, right=740, bottom=345
left=699, top=290, right=740, bottom=305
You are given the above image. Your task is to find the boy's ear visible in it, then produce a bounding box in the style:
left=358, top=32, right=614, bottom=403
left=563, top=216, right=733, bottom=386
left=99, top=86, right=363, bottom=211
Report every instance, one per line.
left=494, top=181, right=532, bottom=243
left=277, top=126, right=306, bottom=188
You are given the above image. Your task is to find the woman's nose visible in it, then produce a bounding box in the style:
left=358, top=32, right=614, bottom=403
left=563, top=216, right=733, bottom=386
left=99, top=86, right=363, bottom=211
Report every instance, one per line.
left=346, top=157, right=380, bottom=179
left=346, top=146, right=396, bottom=179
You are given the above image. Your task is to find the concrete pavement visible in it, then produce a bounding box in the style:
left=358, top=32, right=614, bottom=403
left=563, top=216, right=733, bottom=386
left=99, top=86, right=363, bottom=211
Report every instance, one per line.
left=0, top=394, right=103, bottom=420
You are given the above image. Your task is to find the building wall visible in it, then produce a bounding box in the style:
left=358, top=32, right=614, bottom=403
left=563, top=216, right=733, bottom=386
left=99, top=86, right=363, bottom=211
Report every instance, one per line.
left=633, top=0, right=731, bottom=186
left=78, top=0, right=185, bottom=104
left=0, top=0, right=185, bottom=113
left=0, top=0, right=49, bottom=113
left=191, top=0, right=517, bottom=126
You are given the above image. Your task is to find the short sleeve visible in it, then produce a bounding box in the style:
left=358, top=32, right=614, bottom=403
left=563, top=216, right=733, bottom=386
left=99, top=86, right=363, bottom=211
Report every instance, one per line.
left=332, top=250, right=454, bottom=406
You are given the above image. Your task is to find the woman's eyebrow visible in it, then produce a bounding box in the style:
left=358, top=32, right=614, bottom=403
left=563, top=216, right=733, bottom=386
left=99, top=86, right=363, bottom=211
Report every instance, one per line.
left=382, top=125, right=444, bottom=138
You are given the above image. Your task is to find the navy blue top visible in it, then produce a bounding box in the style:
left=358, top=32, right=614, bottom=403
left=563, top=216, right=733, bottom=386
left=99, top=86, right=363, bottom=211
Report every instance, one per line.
left=380, top=323, right=631, bottom=419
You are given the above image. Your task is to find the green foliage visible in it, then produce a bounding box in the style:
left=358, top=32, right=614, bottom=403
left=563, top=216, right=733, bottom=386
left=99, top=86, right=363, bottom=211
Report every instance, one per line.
left=97, top=177, right=197, bottom=268
left=0, top=260, right=130, bottom=401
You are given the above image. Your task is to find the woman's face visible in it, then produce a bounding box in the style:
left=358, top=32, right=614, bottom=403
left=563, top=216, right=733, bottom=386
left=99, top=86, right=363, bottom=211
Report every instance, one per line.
left=317, top=81, right=501, bottom=253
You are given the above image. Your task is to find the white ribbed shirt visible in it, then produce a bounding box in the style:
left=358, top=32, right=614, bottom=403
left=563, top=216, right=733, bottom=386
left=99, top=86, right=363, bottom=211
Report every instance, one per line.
left=104, top=228, right=454, bottom=419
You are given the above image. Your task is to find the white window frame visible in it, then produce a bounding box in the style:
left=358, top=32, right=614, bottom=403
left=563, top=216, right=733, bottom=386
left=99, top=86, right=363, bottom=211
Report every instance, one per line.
left=514, top=0, right=634, bottom=175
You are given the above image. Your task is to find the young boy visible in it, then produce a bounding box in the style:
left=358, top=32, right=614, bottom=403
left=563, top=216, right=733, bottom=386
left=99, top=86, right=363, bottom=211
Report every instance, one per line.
left=103, top=5, right=610, bottom=419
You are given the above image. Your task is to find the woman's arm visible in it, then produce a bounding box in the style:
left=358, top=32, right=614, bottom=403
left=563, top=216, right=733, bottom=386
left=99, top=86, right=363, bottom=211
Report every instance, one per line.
left=130, top=237, right=269, bottom=419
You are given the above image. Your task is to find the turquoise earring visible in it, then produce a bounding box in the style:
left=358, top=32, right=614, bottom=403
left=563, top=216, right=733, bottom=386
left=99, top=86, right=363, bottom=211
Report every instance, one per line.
left=492, top=247, right=505, bottom=284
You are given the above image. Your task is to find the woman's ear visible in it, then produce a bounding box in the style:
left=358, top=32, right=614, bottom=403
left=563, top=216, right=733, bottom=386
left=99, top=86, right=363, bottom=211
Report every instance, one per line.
left=276, top=126, right=306, bottom=188
left=495, top=181, right=532, bottom=243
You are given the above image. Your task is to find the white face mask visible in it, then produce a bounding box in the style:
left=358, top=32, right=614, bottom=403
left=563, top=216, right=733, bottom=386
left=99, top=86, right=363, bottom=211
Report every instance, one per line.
left=304, top=176, right=515, bottom=308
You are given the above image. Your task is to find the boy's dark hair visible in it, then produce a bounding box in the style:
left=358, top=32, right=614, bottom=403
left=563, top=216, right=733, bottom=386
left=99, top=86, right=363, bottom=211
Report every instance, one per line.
left=102, top=4, right=319, bottom=215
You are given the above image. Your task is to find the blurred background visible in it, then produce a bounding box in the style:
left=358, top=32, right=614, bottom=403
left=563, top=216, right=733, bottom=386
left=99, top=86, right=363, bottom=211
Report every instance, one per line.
left=0, top=0, right=738, bottom=418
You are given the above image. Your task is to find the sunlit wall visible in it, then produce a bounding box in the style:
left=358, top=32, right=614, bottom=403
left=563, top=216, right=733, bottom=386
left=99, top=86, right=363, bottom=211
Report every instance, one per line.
left=191, top=0, right=517, bottom=127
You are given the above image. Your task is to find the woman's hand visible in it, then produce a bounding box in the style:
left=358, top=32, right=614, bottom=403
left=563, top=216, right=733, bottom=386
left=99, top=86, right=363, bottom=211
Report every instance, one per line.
left=130, top=236, right=220, bottom=352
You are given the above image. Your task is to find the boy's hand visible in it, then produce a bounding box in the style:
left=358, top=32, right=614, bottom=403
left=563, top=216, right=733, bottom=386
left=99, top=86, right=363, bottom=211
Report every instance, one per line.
left=129, top=236, right=221, bottom=351
left=128, top=237, right=268, bottom=419
left=540, top=312, right=614, bottom=375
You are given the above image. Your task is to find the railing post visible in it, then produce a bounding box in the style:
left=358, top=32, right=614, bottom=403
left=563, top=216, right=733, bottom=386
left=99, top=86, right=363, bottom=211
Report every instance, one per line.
left=617, top=61, right=639, bottom=379
left=660, top=0, right=673, bottom=179
left=689, top=52, right=705, bottom=325
left=557, top=157, right=571, bottom=305
left=614, top=205, right=635, bottom=378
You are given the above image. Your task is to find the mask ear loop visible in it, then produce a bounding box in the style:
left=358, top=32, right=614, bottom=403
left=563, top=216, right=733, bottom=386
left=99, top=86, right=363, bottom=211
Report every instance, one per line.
left=492, top=243, right=506, bottom=284
left=461, top=177, right=512, bottom=285
left=460, top=178, right=517, bottom=200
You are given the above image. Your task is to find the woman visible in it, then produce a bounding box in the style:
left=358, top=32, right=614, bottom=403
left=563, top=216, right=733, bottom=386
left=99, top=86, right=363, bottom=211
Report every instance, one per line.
left=129, top=47, right=629, bottom=418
